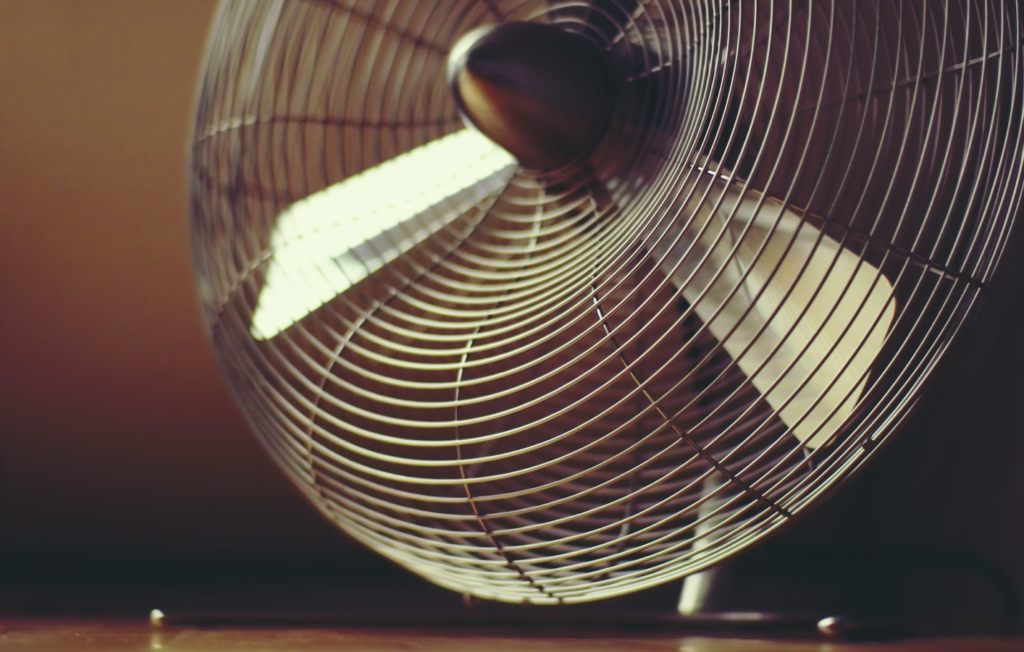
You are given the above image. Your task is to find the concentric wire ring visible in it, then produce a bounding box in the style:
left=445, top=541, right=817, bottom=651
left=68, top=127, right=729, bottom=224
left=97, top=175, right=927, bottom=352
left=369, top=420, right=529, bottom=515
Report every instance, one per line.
left=190, top=0, right=1024, bottom=603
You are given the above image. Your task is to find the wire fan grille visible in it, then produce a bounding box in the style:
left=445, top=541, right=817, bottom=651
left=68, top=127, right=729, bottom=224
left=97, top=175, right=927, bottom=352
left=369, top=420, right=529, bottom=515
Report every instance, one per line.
left=190, top=0, right=1024, bottom=603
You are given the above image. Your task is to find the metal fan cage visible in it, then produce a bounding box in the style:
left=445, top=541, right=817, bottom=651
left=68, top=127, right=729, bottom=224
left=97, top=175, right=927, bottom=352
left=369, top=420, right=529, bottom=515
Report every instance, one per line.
left=189, top=0, right=1024, bottom=603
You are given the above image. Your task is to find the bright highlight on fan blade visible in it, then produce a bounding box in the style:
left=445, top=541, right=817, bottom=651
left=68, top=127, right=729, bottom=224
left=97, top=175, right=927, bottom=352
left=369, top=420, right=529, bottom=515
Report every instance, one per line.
left=657, top=170, right=896, bottom=448
left=251, top=129, right=517, bottom=340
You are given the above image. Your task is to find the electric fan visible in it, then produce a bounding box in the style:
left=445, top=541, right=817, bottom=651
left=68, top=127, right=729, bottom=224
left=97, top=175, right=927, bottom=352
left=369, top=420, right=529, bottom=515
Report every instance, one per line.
left=189, top=0, right=1024, bottom=607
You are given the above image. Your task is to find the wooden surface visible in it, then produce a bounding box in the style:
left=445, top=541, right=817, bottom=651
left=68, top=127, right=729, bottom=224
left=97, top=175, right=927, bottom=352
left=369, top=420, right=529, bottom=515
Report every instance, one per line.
left=1, top=619, right=1023, bottom=651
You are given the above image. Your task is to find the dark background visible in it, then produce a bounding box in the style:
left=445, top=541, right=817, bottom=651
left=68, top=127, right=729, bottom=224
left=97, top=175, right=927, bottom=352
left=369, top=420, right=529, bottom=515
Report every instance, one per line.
left=0, top=1, right=350, bottom=562
left=1, top=0, right=1022, bottom=631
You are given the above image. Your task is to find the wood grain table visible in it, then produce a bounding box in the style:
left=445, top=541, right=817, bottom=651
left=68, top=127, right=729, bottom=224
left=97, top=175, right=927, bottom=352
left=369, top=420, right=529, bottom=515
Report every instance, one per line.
left=2, top=618, right=1023, bottom=651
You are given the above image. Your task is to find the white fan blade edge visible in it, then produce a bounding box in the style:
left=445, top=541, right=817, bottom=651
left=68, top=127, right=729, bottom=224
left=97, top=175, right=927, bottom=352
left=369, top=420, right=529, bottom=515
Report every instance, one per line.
left=656, top=169, right=896, bottom=448
left=251, top=129, right=518, bottom=340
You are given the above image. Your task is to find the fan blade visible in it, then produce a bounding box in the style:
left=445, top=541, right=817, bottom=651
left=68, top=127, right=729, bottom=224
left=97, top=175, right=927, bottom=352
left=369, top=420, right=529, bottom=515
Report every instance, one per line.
left=250, top=129, right=517, bottom=340
left=656, top=169, right=896, bottom=448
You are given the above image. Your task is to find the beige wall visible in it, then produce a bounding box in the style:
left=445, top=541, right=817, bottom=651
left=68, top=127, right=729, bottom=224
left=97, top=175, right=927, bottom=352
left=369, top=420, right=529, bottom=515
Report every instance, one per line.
left=0, top=0, right=351, bottom=557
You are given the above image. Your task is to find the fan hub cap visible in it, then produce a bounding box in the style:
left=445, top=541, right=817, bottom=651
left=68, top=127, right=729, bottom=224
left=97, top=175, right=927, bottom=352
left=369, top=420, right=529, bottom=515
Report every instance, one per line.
left=448, top=22, right=616, bottom=171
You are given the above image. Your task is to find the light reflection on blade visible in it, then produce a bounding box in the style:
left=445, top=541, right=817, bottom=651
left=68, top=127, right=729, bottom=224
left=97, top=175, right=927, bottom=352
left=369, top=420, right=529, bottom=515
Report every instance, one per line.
left=251, top=129, right=518, bottom=340
left=656, top=168, right=896, bottom=448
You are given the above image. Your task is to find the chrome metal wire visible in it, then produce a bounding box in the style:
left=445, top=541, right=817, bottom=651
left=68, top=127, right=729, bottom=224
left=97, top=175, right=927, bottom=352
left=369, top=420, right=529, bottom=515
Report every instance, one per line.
left=190, top=0, right=1024, bottom=603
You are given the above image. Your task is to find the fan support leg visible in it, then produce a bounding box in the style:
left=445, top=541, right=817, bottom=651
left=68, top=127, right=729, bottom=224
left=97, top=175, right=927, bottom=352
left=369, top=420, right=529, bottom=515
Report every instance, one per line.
left=677, top=476, right=732, bottom=615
